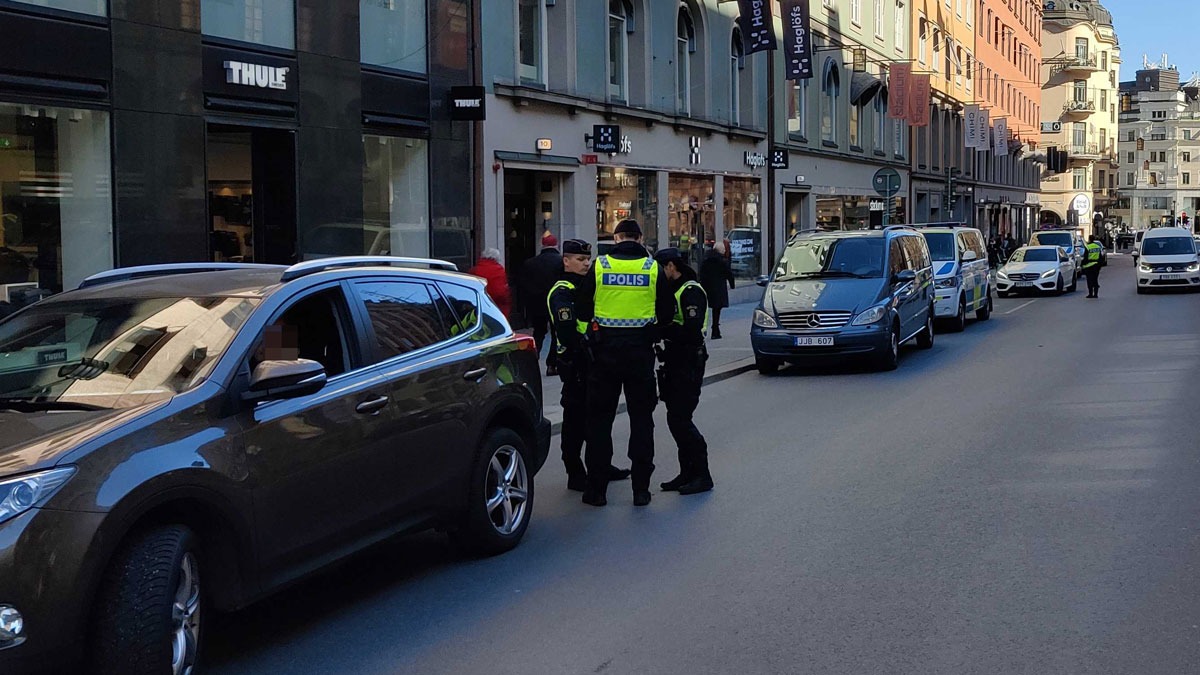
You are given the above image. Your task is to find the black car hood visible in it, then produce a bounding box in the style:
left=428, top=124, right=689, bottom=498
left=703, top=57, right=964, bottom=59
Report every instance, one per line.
left=765, top=278, right=887, bottom=314
left=0, top=405, right=160, bottom=477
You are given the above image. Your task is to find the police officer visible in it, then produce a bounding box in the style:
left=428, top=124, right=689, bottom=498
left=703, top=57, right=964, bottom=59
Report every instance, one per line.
left=575, top=220, right=675, bottom=507
left=1082, top=234, right=1104, bottom=298
left=654, top=248, right=714, bottom=495
left=547, top=239, right=631, bottom=491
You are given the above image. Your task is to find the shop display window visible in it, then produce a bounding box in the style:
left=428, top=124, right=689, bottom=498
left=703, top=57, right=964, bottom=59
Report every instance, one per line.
left=361, top=135, right=431, bottom=258
left=202, top=0, right=295, bottom=50
left=361, top=0, right=427, bottom=73
left=9, top=0, right=105, bottom=16
left=596, top=168, right=657, bottom=252
left=722, top=177, right=761, bottom=278
left=0, top=103, right=113, bottom=294
left=668, top=174, right=713, bottom=269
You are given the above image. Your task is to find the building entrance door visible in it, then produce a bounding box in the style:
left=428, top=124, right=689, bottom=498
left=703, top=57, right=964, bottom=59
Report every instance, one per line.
left=206, top=124, right=296, bottom=264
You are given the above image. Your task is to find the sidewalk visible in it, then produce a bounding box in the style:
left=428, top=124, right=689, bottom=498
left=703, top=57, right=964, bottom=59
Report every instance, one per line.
left=536, top=302, right=758, bottom=431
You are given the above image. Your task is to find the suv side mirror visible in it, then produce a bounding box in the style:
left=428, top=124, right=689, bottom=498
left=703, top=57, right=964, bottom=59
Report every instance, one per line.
left=893, top=269, right=917, bottom=284
left=243, top=359, right=327, bottom=402
left=962, top=250, right=978, bottom=262
left=755, top=274, right=771, bottom=287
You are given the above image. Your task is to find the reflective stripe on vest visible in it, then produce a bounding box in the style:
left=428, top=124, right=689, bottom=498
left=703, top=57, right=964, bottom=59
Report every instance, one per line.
left=593, top=255, right=658, bottom=328
left=546, top=280, right=588, bottom=353
left=673, top=280, right=711, bottom=336
left=1083, top=242, right=1102, bottom=267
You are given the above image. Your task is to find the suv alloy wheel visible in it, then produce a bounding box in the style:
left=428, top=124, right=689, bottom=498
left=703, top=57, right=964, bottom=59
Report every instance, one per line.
left=452, top=427, right=534, bottom=556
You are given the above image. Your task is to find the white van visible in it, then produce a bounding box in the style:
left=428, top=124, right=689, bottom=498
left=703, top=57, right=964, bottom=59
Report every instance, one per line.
left=919, top=224, right=992, bottom=330
left=1136, top=227, right=1200, bottom=293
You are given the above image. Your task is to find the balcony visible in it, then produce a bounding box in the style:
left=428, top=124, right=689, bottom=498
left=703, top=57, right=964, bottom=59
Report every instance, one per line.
left=1067, top=143, right=1103, bottom=159
left=1061, top=51, right=1100, bottom=73
left=1062, top=99, right=1098, bottom=117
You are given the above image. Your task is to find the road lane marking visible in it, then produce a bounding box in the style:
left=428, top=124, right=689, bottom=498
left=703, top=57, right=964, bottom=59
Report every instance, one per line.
left=1002, top=299, right=1038, bottom=315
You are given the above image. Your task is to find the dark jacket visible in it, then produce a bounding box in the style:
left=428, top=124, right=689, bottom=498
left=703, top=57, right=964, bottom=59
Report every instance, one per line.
left=521, top=247, right=562, bottom=318
left=698, top=249, right=735, bottom=309
left=547, top=271, right=588, bottom=358
left=574, top=240, right=675, bottom=347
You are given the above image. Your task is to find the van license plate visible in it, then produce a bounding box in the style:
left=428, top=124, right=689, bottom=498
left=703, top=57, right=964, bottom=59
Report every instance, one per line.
left=795, top=336, right=834, bottom=347
left=1161, top=274, right=1182, bottom=280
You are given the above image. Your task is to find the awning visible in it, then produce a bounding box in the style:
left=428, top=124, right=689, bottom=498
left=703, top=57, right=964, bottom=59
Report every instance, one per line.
left=850, top=72, right=882, bottom=106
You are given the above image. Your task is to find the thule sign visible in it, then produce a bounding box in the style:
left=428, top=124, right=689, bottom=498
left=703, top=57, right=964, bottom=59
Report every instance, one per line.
left=224, top=61, right=290, bottom=90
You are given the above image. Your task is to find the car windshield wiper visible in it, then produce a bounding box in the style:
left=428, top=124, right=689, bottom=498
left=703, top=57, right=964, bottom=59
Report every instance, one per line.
left=0, top=398, right=107, bottom=412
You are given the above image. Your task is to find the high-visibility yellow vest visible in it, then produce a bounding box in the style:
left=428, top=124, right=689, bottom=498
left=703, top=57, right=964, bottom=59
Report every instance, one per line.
left=673, top=280, right=710, bottom=337
left=1082, top=242, right=1103, bottom=268
left=547, top=279, right=588, bottom=354
left=593, top=255, right=658, bottom=328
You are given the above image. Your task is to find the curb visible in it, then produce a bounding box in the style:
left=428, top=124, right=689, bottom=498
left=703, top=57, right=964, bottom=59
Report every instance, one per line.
left=548, top=357, right=756, bottom=436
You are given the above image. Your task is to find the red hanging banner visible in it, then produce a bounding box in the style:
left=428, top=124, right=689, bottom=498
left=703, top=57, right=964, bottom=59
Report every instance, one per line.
left=907, top=73, right=931, bottom=127
left=888, top=63, right=910, bottom=120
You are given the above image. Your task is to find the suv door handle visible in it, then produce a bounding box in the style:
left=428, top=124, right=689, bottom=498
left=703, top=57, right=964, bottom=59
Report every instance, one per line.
left=463, top=367, right=488, bottom=382
left=355, top=396, right=389, bottom=415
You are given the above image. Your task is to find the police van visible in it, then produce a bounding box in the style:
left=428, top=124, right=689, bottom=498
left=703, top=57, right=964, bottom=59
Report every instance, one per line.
left=916, top=223, right=991, bottom=331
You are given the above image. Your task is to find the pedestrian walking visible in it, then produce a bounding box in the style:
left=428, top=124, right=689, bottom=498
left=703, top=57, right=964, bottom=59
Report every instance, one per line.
left=521, top=232, right=563, bottom=375
left=468, top=248, right=512, bottom=318
left=574, top=219, right=675, bottom=507
left=546, top=239, right=631, bottom=492
left=699, top=242, right=735, bottom=340
left=654, top=248, right=714, bottom=496
left=1082, top=234, right=1103, bottom=298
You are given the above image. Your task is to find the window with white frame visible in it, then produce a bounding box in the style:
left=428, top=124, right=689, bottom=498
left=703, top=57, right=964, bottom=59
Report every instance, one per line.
left=894, top=2, right=905, bottom=50
left=789, top=81, right=809, bottom=138
left=730, top=29, right=744, bottom=126
left=873, top=89, right=886, bottom=152
left=608, top=0, right=631, bottom=100
left=874, top=0, right=884, bottom=37
left=918, top=17, right=927, bottom=64
left=518, top=0, right=545, bottom=82
left=851, top=0, right=861, bottom=25
left=676, top=6, right=695, bottom=116
left=821, top=59, right=840, bottom=144
left=955, top=0, right=962, bottom=16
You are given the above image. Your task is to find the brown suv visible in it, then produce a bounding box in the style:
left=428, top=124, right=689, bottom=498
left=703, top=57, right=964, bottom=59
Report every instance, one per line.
left=0, top=258, right=550, bottom=674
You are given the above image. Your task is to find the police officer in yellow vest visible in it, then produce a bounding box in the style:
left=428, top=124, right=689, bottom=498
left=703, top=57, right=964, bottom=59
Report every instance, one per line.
left=653, top=247, right=714, bottom=495
left=547, top=239, right=631, bottom=491
left=1082, top=234, right=1104, bottom=298
left=575, top=220, right=675, bottom=507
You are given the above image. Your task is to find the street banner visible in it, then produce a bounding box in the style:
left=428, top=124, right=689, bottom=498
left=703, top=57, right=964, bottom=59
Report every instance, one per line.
left=737, top=0, right=778, bottom=54
left=994, top=117, right=1008, bottom=155
left=781, top=0, right=814, bottom=80
left=978, top=109, right=990, bottom=150
left=887, top=62, right=910, bottom=119
left=907, top=73, right=930, bottom=127
left=964, top=104, right=981, bottom=149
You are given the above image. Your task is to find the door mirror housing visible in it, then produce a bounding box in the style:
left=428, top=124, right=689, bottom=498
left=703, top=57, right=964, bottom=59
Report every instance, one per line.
left=961, top=250, right=978, bottom=262
left=893, top=269, right=917, bottom=284
left=243, top=359, right=327, bottom=402
left=755, top=274, right=771, bottom=287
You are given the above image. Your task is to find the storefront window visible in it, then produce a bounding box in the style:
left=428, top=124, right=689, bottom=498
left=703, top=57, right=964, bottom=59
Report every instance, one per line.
left=360, top=135, right=430, bottom=258
left=0, top=103, right=113, bottom=293
left=596, top=167, right=657, bottom=252
left=201, top=0, right=295, bottom=50
left=668, top=174, right=714, bottom=269
left=9, top=0, right=105, bottom=15
left=361, top=0, right=427, bottom=73
left=723, top=178, right=761, bottom=279
left=816, top=195, right=907, bottom=231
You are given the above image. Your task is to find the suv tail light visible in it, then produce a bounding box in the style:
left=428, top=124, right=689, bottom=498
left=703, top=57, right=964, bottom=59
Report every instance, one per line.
left=515, top=334, right=537, bottom=352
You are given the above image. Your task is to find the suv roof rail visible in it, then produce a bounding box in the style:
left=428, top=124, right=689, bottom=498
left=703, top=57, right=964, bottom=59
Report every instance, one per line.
left=79, top=263, right=285, bottom=289
left=280, top=256, right=459, bottom=282
left=883, top=225, right=918, bottom=232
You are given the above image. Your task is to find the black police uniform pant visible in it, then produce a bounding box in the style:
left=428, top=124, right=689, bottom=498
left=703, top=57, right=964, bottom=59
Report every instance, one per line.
left=1084, top=266, right=1100, bottom=294
left=586, top=343, right=657, bottom=493
left=663, top=351, right=709, bottom=480
left=558, top=357, right=587, bottom=478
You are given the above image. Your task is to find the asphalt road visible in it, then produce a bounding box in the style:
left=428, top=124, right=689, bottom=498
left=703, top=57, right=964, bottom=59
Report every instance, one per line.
left=206, top=254, right=1200, bottom=674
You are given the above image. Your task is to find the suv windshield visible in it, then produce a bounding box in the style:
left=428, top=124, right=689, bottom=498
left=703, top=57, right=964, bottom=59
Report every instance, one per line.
left=923, top=233, right=956, bottom=261
left=1141, top=237, right=1196, bottom=256
left=1011, top=248, right=1057, bottom=263
left=1034, top=232, right=1072, bottom=248
left=776, top=237, right=885, bottom=280
left=0, top=296, right=258, bottom=410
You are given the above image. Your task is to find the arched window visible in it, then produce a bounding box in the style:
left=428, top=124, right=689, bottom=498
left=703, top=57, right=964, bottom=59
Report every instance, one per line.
left=873, top=84, right=887, bottom=153
left=676, top=4, right=696, bottom=115
left=608, top=0, right=632, bottom=100
left=821, top=58, right=840, bottom=144
left=731, top=28, right=744, bottom=126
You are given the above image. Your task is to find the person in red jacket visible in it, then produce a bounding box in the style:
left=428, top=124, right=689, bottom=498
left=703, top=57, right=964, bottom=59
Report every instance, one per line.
left=469, top=247, right=512, bottom=318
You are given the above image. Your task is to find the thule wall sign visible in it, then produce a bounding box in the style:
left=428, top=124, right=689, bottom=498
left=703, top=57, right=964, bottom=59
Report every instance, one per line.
left=449, top=86, right=487, bottom=121
left=224, top=61, right=290, bottom=90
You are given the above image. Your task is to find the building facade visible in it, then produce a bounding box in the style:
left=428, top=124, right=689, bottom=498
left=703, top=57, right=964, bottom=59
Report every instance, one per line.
left=0, top=0, right=474, bottom=298
left=973, top=0, right=1044, bottom=241
left=479, top=0, right=770, bottom=306
left=1038, top=0, right=1120, bottom=236
left=1114, top=62, right=1200, bottom=230
left=772, top=0, right=910, bottom=243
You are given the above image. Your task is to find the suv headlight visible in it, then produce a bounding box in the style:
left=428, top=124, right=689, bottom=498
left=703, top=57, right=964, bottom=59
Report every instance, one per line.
left=1188, top=262, right=1200, bottom=273
left=935, top=277, right=958, bottom=289
left=0, top=467, right=75, bottom=525
left=996, top=269, right=1009, bottom=279
left=851, top=304, right=888, bottom=326
left=1139, top=263, right=1153, bottom=272
left=752, top=309, right=778, bottom=328
left=1040, top=269, right=1057, bottom=278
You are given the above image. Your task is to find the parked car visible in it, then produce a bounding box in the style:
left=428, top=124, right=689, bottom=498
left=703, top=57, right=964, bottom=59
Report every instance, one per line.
left=1028, top=230, right=1082, bottom=277
left=0, top=258, right=550, bottom=674
left=751, top=226, right=935, bottom=373
left=1136, top=227, right=1200, bottom=293
left=996, top=246, right=1077, bottom=296
left=1131, top=229, right=1147, bottom=263
left=918, top=224, right=992, bottom=331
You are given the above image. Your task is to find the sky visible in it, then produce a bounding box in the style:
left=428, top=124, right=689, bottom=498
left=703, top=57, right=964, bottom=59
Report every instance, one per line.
left=1101, top=0, right=1197, bottom=81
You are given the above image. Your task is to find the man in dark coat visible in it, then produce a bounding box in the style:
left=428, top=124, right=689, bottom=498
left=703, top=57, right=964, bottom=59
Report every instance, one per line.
left=521, top=232, right=563, bottom=375
left=699, top=242, right=735, bottom=339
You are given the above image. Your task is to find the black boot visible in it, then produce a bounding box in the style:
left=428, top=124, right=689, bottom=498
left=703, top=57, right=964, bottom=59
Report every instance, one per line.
left=660, top=474, right=689, bottom=491
left=678, top=475, right=714, bottom=495
left=566, top=473, right=588, bottom=492
left=581, top=489, right=607, bottom=507
left=633, top=490, right=652, bottom=506
left=711, top=328, right=722, bottom=340
left=607, top=465, right=632, bottom=481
